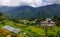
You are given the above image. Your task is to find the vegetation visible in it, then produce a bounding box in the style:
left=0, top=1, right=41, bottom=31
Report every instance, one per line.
left=0, top=12, right=60, bottom=37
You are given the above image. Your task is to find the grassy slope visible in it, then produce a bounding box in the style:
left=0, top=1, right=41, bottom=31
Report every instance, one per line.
left=0, top=20, right=60, bottom=37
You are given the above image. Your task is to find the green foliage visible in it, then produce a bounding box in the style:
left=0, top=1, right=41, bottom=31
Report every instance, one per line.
left=0, top=12, right=3, bottom=16
left=48, top=30, right=57, bottom=37
left=57, top=31, right=60, bottom=37
left=53, top=15, right=60, bottom=26
left=0, top=13, right=60, bottom=37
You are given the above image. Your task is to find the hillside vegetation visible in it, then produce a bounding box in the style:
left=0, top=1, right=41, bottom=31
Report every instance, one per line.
left=0, top=12, right=60, bottom=37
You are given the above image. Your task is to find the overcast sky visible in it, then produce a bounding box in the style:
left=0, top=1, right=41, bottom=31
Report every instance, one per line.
left=0, top=0, right=59, bottom=7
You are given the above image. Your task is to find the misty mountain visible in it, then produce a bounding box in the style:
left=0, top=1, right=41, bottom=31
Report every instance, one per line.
left=0, top=4, right=60, bottom=19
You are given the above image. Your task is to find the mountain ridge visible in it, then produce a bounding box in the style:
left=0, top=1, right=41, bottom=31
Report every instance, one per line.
left=0, top=4, right=60, bottom=19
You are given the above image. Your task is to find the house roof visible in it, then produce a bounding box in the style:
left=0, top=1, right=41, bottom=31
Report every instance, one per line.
left=41, top=21, right=48, bottom=24
left=41, top=21, right=55, bottom=24
left=46, top=18, right=52, bottom=21
left=3, top=25, right=21, bottom=34
left=50, top=21, right=55, bottom=24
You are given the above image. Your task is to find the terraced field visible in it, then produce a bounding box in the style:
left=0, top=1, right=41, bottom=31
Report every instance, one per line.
left=0, top=20, right=60, bottom=37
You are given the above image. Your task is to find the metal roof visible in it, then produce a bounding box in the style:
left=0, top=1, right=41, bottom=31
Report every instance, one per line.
left=3, top=25, right=21, bottom=34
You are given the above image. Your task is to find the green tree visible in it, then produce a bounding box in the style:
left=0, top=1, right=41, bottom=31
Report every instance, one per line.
left=0, top=12, right=4, bottom=21
left=0, top=12, right=3, bottom=16
left=53, top=15, right=60, bottom=26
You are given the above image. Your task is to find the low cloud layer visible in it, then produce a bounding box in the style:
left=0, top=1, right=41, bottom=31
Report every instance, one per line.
left=0, top=0, right=59, bottom=7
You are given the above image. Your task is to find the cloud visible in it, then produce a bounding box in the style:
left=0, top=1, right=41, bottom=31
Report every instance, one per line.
left=0, top=0, right=54, bottom=7
left=56, top=0, right=60, bottom=4
left=46, top=0, right=60, bottom=4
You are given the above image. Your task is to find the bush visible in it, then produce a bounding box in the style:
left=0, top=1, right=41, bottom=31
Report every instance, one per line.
left=48, top=34, right=55, bottom=37
left=57, top=31, right=60, bottom=37
left=48, top=30, right=57, bottom=37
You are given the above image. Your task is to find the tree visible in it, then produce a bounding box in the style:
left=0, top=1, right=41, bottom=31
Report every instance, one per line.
left=0, top=12, right=4, bottom=21
left=0, top=12, right=3, bottom=16
left=53, top=15, right=60, bottom=26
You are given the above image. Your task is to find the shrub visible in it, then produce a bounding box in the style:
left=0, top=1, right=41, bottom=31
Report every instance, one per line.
left=57, top=31, right=60, bottom=37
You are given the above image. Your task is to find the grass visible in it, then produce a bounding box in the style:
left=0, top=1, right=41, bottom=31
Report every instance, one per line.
left=0, top=20, right=60, bottom=37
left=28, top=26, right=45, bottom=35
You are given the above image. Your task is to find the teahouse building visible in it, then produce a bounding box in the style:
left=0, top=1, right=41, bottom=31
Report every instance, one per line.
left=41, top=18, right=55, bottom=26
